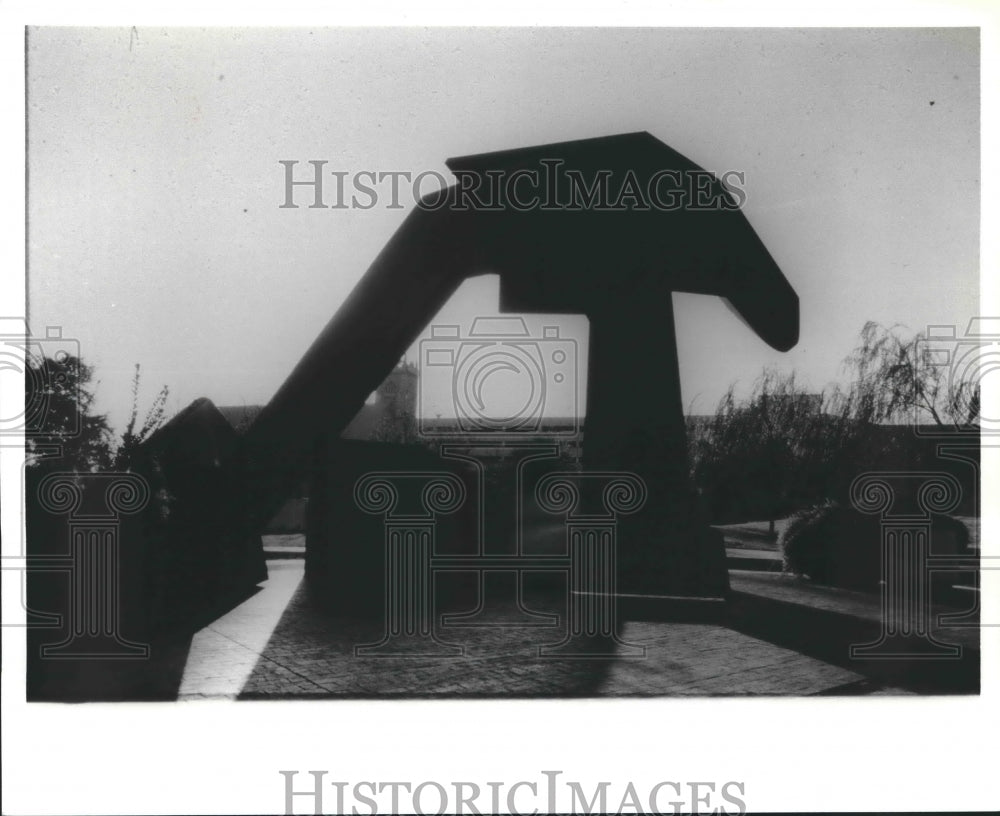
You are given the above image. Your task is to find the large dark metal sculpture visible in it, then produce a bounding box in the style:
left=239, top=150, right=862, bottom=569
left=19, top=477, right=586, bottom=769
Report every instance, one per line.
left=243, top=131, right=798, bottom=602
left=27, top=132, right=800, bottom=699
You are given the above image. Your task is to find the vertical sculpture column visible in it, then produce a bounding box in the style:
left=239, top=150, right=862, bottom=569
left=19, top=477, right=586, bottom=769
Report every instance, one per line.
left=850, top=472, right=963, bottom=659
left=536, top=473, right=646, bottom=658
left=36, top=472, right=150, bottom=659
left=354, top=472, right=466, bottom=656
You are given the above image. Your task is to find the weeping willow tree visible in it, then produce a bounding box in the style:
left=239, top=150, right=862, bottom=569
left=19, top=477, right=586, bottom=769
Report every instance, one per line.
left=842, top=320, right=980, bottom=430
left=688, top=321, right=981, bottom=529
left=689, top=369, right=837, bottom=532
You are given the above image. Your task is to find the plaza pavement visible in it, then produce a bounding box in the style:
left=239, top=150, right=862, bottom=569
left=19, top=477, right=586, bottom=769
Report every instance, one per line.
left=176, top=559, right=904, bottom=699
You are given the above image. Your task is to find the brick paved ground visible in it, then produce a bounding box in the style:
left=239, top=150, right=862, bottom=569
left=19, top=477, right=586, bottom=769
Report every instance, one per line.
left=175, top=560, right=893, bottom=699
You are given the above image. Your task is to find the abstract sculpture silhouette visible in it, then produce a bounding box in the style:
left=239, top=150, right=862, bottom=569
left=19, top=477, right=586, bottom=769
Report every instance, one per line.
left=241, top=131, right=798, bottom=603
left=26, top=132, right=800, bottom=701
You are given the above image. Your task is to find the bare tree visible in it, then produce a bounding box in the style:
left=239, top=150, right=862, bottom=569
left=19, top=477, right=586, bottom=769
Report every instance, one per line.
left=112, top=364, right=170, bottom=468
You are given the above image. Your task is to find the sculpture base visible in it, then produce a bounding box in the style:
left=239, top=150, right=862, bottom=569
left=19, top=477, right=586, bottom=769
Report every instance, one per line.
left=615, top=522, right=731, bottom=603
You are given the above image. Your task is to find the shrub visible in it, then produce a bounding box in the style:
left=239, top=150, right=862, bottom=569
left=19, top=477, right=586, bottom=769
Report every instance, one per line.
left=781, top=501, right=970, bottom=591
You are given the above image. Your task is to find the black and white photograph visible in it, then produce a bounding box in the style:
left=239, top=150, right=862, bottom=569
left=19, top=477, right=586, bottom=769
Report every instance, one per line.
left=2, top=3, right=997, bottom=814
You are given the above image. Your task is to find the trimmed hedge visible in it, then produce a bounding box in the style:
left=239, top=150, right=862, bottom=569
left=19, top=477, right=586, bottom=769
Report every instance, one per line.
left=781, top=501, right=970, bottom=591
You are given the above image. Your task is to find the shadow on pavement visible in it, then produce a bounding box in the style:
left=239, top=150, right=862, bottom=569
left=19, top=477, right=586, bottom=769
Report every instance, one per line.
left=237, top=578, right=622, bottom=698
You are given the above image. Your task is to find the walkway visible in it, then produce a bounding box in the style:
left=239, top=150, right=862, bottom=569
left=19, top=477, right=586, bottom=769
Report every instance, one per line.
left=177, top=560, right=889, bottom=699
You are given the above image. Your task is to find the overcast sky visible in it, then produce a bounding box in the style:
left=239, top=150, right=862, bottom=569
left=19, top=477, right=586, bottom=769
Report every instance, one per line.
left=26, top=27, right=979, bottom=431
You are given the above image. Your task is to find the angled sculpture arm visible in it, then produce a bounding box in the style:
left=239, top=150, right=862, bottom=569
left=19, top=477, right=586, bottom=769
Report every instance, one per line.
left=241, top=188, right=475, bottom=526
left=665, top=207, right=799, bottom=352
